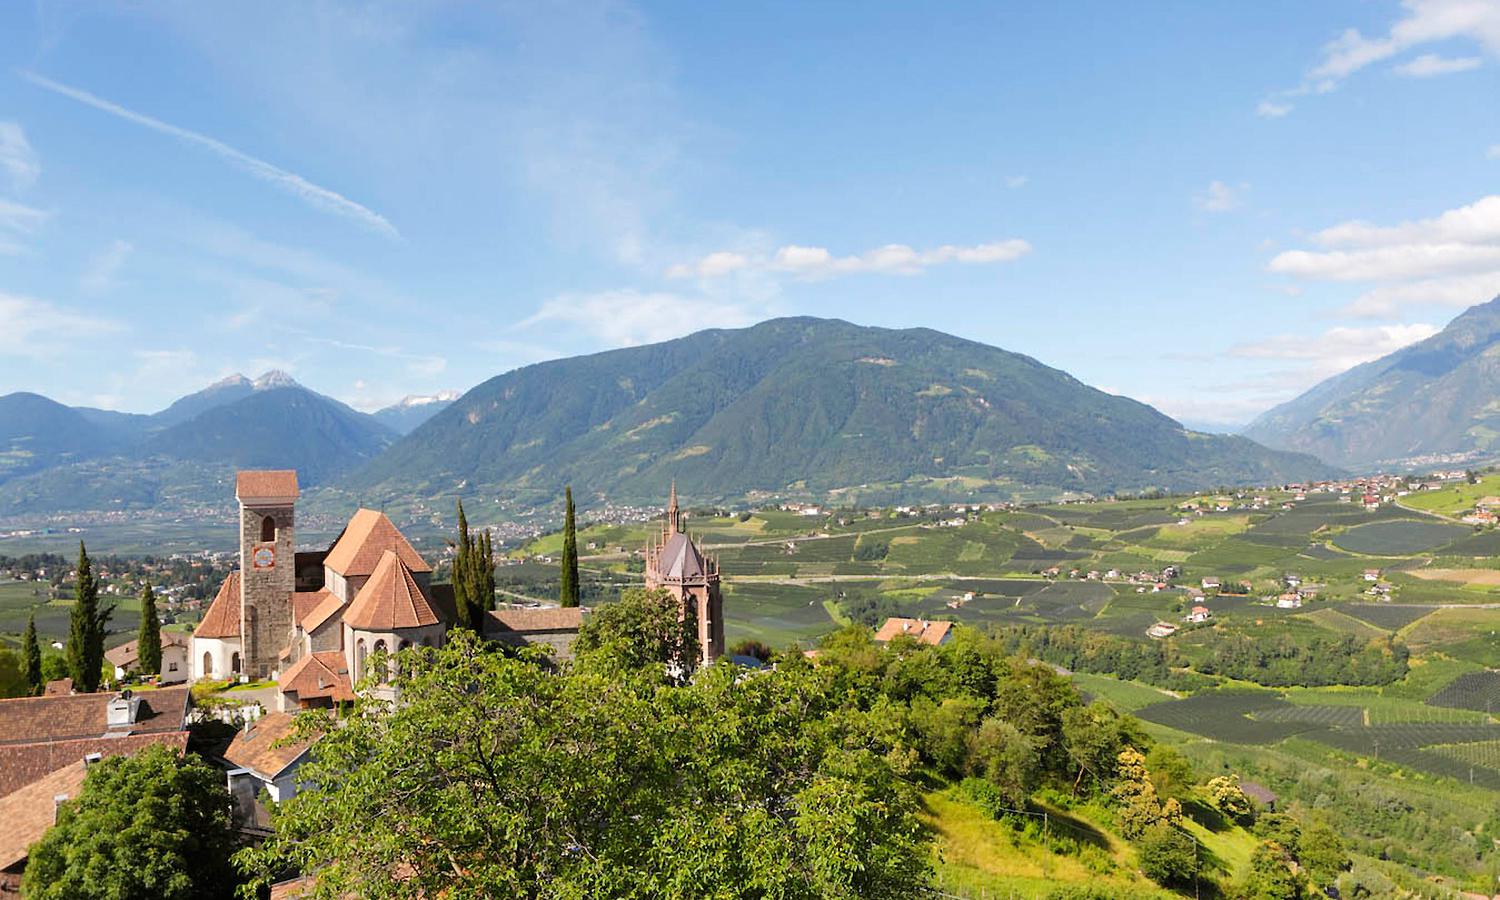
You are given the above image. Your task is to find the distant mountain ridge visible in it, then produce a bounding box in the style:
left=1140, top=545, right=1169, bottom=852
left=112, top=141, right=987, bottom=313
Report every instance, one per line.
left=1244, top=295, right=1500, bottom=469
left=0, top=373, right=396, bottom=513
left=349, top=317, right=1336, bottom=507
left=373, top=392, right=460, bottom=435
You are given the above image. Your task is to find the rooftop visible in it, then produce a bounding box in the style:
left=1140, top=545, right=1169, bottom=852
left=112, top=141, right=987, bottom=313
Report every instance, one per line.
left=225, top=712, right=319, bottom=780
left=194, top=572, right=242, bottom=639
left=236, top=470, right=300, bottom=503
left=324, top=508, right=431, bottom=577
left=343, top=551, right=441, bottom=631
left=873, top=617, right=953, bottom=645
left=278, top=651, right=355, bottom=704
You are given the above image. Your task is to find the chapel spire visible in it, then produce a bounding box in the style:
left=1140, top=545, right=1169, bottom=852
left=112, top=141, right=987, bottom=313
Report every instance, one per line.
left=667, top=480, right=682, bottom=533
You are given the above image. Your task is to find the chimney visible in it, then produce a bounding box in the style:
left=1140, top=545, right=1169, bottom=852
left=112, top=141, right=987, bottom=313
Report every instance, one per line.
left=83, top=752, right=102, bottom=766
left=106, top=689, right=141, bottom=728
left=53, top=793, right=70, bottom=822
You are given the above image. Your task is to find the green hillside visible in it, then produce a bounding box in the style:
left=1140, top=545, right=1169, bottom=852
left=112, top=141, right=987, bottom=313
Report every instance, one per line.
left=349, top=317, right=1336, bottom=506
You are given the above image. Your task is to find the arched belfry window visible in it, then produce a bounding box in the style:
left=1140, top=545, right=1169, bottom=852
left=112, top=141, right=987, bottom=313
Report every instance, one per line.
left=260, top=515, right=276, bottom=542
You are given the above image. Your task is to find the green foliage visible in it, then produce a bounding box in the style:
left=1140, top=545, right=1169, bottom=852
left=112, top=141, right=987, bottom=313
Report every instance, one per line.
left=574, top=587, right=699, bottom=680
left=560, top=485, right=580, bottom=607
left=834, top=586, right=901, bottom=629
left=1206, top=775, right=1254, bottom=824
left=990, top=624, right=1202, bottom=690
left=1136, top=824, right=1200, bottom=888
left=854, top=539, right=889, bottom=561
left=21, top=745, right=242, bottom=899
left=1110, top=746, right=1182, bottom=840
left=1238, top=841, right=1306, bottom=900
left=1193, top=629, right=1408, bottom=688
left=238, top=631, right=932, bottom=899
left=1298, top=821, right=1349, bottom=889
left=138, top=580, right=161, bottom=677
left=22, top=612, right=42, bottom=695
left=0, top=647, right=27, bottom=698
left=65, top=541, right=112, bottom=692
left=450, top=501, right=495, bottom=632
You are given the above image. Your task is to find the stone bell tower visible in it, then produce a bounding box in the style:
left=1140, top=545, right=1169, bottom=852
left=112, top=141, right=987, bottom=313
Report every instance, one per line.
left=235, top=470, right=298, bottom=679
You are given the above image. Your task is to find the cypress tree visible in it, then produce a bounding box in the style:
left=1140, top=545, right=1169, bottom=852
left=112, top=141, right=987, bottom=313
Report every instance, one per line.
left=453, top=501, right=475, bottom=631
left=22, top=613, right=42, bottom=696
left=480, top=530, right=495, bottom=615
left=66, top=541, right=112, bottom=693
left=560, top=486, right=580, bottom=608
left=138, top=581, right=161, bottom=679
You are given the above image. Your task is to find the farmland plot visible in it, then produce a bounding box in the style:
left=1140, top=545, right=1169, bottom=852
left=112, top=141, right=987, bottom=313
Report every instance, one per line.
left=1332, top=520, right=1468, bottom=555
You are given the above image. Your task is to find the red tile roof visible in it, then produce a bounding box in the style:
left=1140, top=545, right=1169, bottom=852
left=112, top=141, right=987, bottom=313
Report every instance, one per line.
left=195, top=572, right=242, bottom=639
left=0, top=760, right=86, bottom=870
left=0, top=686, right=190, bottom=748
left=873, top=617, right=953, bottom=645
left=301, top=592, right=345, bottom=634
left=343, top=551, right=440, bottom=631
left=236, top=470, right=300, bottom=502
left=292, top=590, right=333, bottom=627
left=324, top=509, right=430, bottom=577
left=486, top=606, right=585, bottom=634
left=225, top=712, right=318, bottom=780
left=278, top=652, right=355, bottom=704
left=0, top=728, right=190, bottom=798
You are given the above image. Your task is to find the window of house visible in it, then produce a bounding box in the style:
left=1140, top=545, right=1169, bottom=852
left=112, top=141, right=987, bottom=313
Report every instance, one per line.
left=168, top=662, right=178, bottom=672
left=260, top=515, right=276, bottom=542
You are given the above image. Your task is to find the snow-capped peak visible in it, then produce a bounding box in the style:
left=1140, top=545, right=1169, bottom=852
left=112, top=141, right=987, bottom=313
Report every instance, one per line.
left=253, top=370, right=299, bottom=390
left=396, top=391, right=460, bottom=408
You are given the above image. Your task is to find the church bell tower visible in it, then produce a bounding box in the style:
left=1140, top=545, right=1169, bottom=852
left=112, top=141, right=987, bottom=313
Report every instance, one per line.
left=235, top=470, right=298, bottom=679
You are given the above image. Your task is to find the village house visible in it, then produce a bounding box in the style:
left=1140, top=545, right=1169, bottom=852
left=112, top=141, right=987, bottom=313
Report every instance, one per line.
left=1185, top=605, right=1212, bottom=624
left=874, top=617, right=954, bottom=646
left=105, top=631, right=192, bottom=685
left=1147, top=622, right=1178, bottom=639
left=223, top=711, right=320, bottom=825
left=1275, top=592, right=1303, bottom=609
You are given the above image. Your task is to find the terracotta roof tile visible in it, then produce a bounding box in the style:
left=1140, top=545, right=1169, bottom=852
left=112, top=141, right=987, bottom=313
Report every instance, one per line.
left=343, top=551, right=440, bottom=631
left=301, top=592, right=345, bottom=634
left=278, top=652, right=355, bottom=703
left=0, top=686, right=190, bottom=748
left=225, top=712, right=318, bottom=780
left=292, top=590, right=333, bottom=627
left=873, top=617, right=953, bottom=646
left=0, top=731, right=189, bottom=799
left=236, top=470, right=300, bottom=501
left=486, top=606, right=585, bottom=634
left=0, top=761, right=86, bottom=870
left=324, top=509, right=430, bottom=577
left=195, top=572, right=242, bottom=639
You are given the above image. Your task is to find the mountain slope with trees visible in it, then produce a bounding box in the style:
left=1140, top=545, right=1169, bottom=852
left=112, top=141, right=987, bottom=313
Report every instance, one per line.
left=351, top=317, right=1336, bottom=505
left=1245, top=294, right=1500, bottom=469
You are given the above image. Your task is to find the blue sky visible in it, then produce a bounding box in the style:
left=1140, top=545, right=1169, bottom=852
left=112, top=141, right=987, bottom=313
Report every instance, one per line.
left=0, top=1, right=1497, bottom=428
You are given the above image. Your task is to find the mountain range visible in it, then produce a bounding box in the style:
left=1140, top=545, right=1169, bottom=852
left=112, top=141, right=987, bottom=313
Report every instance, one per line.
left=1245, top=295, right=1500, bottom=470
left=0, top=318, right=1340, bottom=518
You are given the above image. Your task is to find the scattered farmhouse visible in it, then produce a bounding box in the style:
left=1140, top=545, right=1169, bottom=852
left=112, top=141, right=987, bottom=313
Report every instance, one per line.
left=874, top=617, right=954, bottom=646
left=106, top=631, right=192, bottom=685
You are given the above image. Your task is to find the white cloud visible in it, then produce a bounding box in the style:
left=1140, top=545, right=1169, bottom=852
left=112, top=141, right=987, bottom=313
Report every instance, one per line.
left=0, top=292, right=119, bottom=358
left=0, top=199, right=51, bottom=255
left=1268, top=194, right=1500, bottom=315
left=80, top=239, right=134, bottom=294
left=20, top=71, right=399, bottom=239
left=1195, top=181, right=1247, bottom=213
left=668, top=239, right=1031, bottom=281
left=519, top=289, right=761, bottom=347
left=0, top=122, right=39, bottom=191
left=1232, top=323, right=1440, bottom=370
left=1394, top=52, right=1484, bottom=76
left=1489, top=143, right=1500, bottom=158
left=1264, top=0, right=1500, bottom=114
left=1004, top=175, right=1028, bottom=189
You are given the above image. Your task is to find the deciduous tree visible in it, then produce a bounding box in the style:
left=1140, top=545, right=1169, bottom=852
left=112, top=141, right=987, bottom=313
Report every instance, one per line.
left=22, top=745, right=242, bottom=899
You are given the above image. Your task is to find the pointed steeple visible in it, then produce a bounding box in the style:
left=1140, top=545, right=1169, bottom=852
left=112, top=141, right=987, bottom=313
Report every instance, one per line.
left=667, top=480, right=682, bottom=533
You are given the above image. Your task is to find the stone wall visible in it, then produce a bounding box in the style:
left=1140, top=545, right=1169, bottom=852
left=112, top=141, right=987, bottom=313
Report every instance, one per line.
left=239, top=502, right=296, bottom=679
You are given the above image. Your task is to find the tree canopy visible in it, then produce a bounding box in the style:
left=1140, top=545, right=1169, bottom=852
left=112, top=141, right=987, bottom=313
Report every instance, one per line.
left=22, top=745, right=242, bottom=900
left=138, top=580, right=162, bottom=678
left=65, top=541, right=112, bottom=693
left=560, top=485, right=580, bottom=608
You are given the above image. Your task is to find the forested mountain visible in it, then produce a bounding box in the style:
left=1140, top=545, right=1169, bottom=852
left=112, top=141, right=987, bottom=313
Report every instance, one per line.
left=0, top=393, right=128, bottom=483
left=349, top=317, right=1336, bottom=506
left=1245, top=295, right=1500, bottom=469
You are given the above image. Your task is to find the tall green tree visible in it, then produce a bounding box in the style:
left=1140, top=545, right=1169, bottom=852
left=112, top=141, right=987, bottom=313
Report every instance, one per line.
left=22, top=612, right=42, bottom=696
left=22, top=745, right=242, bottom=900
left=452, top=500, right=477, bottom=631
left=479, top=529, right=495, bottom=614
left=138, top=581, right=162, bottom=679
left=560, top=486, right=580, bottom=608
left=573, top=587, right=698, bottom=682
left=237, top=631, right=930, bottom=899
left=65, top=541, right=112, bottom=693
